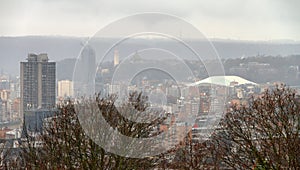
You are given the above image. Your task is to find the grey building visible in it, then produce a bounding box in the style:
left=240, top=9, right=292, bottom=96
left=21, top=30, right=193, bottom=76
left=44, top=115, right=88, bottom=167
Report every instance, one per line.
left=23, top=109, right=56, bottom=133
left=20, top=54, right=56, bottom=116
left=73, top=45, right=96, bottom=96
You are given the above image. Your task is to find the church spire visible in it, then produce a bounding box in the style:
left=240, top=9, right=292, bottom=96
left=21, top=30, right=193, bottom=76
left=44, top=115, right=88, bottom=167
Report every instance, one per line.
left=21, top=114, right=28, bottom=139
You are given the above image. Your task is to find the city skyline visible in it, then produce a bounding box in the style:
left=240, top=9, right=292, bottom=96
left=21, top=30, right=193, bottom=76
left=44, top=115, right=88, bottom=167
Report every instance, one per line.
left=0, top=1, right=299, bottom=168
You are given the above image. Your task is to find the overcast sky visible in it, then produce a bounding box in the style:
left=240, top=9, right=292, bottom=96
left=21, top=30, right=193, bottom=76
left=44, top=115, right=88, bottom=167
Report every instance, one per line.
left=1, top=0, right=299, bottom=41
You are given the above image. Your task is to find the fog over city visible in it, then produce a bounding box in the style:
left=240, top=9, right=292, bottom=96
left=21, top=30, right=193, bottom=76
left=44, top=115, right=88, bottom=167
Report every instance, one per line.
left=1, top=37, right=300, bottom=76
left=0, top=1, right=300, bottom=169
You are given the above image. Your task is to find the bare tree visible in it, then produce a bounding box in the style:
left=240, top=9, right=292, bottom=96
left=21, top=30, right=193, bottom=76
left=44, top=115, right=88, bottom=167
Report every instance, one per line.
left=214, top=85, right=300, bottom=169
left=19, top=92, right=167, bottom=169
left=159, top=132, right=226, bottom=169
left=160, top=85, right=300, bottom=170
left=12, top=86, right=300, bottom=169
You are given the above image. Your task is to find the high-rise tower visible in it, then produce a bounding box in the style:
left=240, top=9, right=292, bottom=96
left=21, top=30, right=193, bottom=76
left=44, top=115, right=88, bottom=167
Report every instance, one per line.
left=20, top=53, right=56, bottom=116
left=73, top=45, right=96, bottom=96
left=114, top=49, right=120, bottom=67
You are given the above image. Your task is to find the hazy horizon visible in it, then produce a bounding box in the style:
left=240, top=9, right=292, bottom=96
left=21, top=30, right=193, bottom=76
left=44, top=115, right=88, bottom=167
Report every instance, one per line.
left=1, top=0, right=300, bottom=41
left=1, top=35, right=300, bottom=43
left=1, top=36, right=300, bottom=76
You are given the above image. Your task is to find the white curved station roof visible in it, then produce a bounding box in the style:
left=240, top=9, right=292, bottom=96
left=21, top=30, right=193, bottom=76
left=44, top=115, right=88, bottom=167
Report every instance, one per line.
left=189, top=76, right=257, bottom=87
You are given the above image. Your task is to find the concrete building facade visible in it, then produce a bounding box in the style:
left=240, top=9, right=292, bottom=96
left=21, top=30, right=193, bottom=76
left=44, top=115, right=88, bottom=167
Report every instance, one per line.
left=20, top=54, right=56, bottom=116
left=58, top=80, right=73, bottom=98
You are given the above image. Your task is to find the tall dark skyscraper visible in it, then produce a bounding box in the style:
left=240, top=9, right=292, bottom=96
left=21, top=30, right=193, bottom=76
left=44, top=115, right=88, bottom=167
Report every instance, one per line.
left=73, top=45, right=96, bottom=96
left=20, top=54, right=56, bottom=116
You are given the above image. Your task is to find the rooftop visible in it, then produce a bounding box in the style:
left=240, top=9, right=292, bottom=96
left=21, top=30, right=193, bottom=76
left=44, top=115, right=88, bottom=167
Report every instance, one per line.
left=188, top=75, right=257, bottom=87
left=26, top=53, right=49, bottom=62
